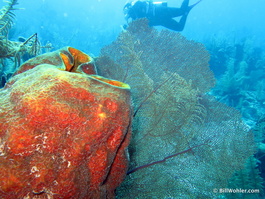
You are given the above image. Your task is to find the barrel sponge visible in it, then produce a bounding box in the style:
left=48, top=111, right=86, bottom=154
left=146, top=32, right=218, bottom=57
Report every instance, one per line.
left=0, top=47, right=131, bottom=199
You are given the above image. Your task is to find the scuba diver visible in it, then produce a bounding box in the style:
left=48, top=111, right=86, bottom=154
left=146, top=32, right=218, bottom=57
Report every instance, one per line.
left=123, top=0, right=202, bottom=31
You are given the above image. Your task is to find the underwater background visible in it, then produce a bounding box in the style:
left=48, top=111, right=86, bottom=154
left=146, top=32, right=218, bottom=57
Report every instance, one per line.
left=2, top=0, right=265, bottom=55
left=0, top=0, right=265, bottom=198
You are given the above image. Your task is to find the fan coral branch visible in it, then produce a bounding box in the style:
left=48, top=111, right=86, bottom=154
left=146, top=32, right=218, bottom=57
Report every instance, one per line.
left=133, top=73, right=172, bottom=118
left=127, top=143, right=208, bottom=175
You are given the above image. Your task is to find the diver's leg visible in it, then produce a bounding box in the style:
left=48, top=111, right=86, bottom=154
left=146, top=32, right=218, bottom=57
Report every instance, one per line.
left=166, top=7, right=184, bottom=17
left=166, top=0, right=202, bottom=18
left=180, top=0, right=202, bottom=15
left=160, top=18, right=186, bottom=31
left=172, top=0, right=202, bottom=31
left=173, top=0, right=203, bottom=31
left=180, top=0, right=189, bottom=10
left=181, top=0, right=203, bottom=9
left=154, top=6, right=182, bottom=18
left=160, top=7, right=192, bottom=31
left=177, top=14, right=188, bottom=31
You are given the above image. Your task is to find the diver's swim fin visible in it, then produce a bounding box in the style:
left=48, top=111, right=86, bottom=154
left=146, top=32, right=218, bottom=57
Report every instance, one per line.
left=189, top=0, right=202, bottom=9
left=185, top=0, right=202, bottom=15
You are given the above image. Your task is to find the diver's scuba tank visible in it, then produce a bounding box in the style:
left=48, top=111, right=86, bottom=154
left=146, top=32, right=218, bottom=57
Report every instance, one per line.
left=147, top=1, right=167, bottom=18
left=153, top=1, right=167, bottom=7
left=123, top=0, right=168, bottom=23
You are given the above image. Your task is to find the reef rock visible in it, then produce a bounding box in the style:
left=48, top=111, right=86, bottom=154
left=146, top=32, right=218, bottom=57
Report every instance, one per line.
left=0, top=47, right=131, bottom=199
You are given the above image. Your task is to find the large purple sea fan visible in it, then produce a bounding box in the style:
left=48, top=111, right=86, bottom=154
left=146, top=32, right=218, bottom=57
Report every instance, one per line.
left=96, top=19, right=254, bottom=198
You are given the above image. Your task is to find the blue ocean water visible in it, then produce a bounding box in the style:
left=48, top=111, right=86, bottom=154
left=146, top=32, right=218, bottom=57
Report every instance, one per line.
left=0, top=0, right=265, bottom=198
left=6, top=0, right=265, bottom=54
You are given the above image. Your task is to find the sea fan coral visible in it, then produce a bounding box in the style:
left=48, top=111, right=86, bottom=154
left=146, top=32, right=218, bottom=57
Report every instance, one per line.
left=96, top=19, right=254, bottom=198
left=0, top=18, right=255, bottom=198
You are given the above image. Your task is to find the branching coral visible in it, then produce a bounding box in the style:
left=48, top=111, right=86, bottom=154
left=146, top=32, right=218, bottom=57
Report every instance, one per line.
left=0, top=0, right=19, bottom=74
left=207, top=36, right=265, bottom=127
left=0, top=0, right=34, bottom=68
left=0, top=33, right=42, bottom=66
left=96, top=19, right=254, bottom=198
left=0, top=1, right=52, bottom=88
left=0, top=0, right=18, bottom=36
left=226, top=155, right=264, bottom=198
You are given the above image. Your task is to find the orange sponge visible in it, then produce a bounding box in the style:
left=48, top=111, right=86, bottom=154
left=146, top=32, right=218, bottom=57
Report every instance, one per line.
left=0, top=47, right=131, bottom=198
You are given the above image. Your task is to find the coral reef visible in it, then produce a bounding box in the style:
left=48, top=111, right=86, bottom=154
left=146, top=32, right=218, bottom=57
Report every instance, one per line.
left=0, top=1, right=52, bottom=88
left=0, top=47, right=131, bottom=198
left=225, top=156, right=264, bottom=199
left=0, top=0, right=41, bottom=67
left=96, top=19, right=254, bottom=198
left=0, top=0, right=20, bottom=86
left=206, top=36, right=265, bottom=197
left=253, top=115, right=265, bottom=194
left=206, top=36, right=265, bottom=127
left=0, top=16, right=257, bottom=198
left=0, top=33, right=41, bottom=68
left=0, top=0, right=18, bottom=36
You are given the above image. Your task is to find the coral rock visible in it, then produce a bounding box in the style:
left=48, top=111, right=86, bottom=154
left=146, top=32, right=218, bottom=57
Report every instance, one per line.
left=0, top=47, right=131, bottom=199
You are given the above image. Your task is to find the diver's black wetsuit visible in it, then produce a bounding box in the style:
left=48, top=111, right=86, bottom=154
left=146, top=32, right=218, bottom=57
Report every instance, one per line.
left=124, top=0, right=201, bottom=31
